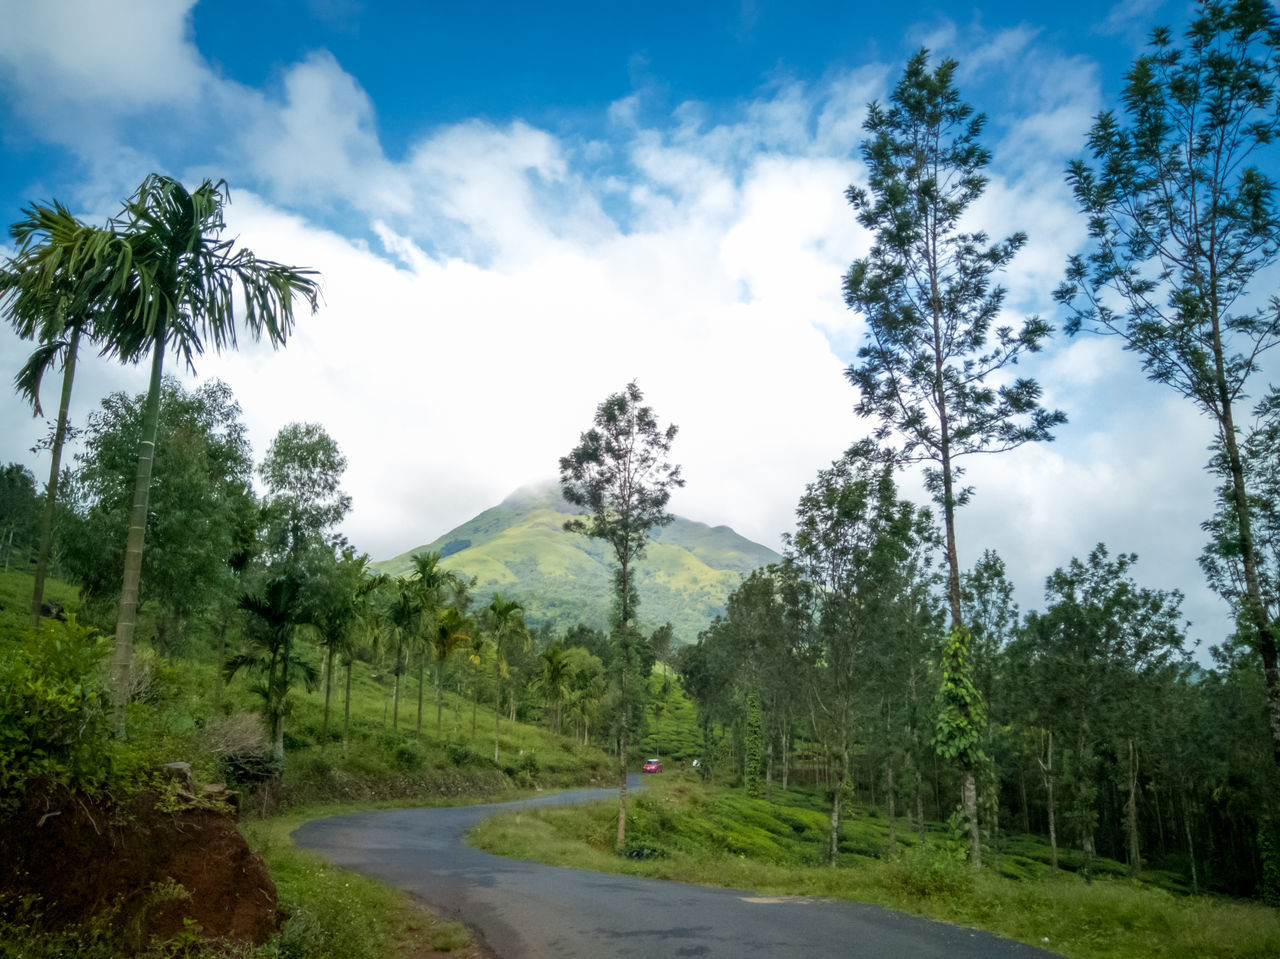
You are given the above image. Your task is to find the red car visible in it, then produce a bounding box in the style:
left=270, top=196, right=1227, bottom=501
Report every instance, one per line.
left=642, top=758, right=663, bottom=773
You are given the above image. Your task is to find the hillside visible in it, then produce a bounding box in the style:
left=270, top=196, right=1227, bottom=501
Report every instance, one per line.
left=372, top=482, right=781, bottom=643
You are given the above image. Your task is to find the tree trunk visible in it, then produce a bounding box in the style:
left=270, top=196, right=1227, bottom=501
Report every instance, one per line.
left=322, top=645, right=335, bottom=748
left=393, top=659, right=402, bottom=730
left=616, top=630, right=630, bottom=850
left=31, top=328, right=79, bottom=627
left=1127, top=739, right=1141, bottom=878
left=1040, top=731, right=1058, bottom=876
left=343, top=660, right=352, bottom=756
left=112, top=331, right=165, bottom=735
left=494, top=652, right=502, bottom=762
left=615, top=555, right=631, bottom=851
left=829, top=751, right=843, bottom=867
left=963, top=770, right=980, bottom=871
left=1019, top=764, right=1031, bottom=834
left=1181, top=789, right=1199, bottom=895
left=436, top=659, right=445, bottom=739
left=1211, top=310, right=1280, bottom=769
left=417, top=658, right=426, bottom=738
left=887, top=755, right=897, bottom=855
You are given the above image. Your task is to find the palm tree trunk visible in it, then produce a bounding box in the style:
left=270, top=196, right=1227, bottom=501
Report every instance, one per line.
left=436, top=659, right=444, bottom=739
left=111, top=331, right=164, bottom=735
left=31, top=328, right=80, bottom=627
left=322, top=645, right=335, bottom=748
left=416, top=657, right=425, bottom=738
left=343, top=660, right=353, bottom=756
left=494, top=653, right=502, bottom=762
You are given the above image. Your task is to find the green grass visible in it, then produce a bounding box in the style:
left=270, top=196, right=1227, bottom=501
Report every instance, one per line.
left=468, top=775, right=1280, bottom=959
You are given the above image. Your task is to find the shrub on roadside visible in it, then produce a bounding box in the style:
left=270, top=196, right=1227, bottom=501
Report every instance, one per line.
left=0, top=617, right=113, bottom=809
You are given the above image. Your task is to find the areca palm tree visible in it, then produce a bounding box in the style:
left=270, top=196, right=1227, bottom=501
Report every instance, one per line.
left=429, top=605, right=471, bottom=739
left=532, top=644, right=573, bottom=735
left=1, top=200, right=107, bottom=626
left=227, top=572, right=319, bottom=768
left=486, top=594, right=528, bottom=762
left=406, top=551, right=463, bottom=737
left=81, top=174, right=320, bottom=732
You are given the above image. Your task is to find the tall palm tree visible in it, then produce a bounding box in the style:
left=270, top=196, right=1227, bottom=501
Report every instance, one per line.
left=532, top=644, right=573, bottom=735
left=80, top=174, right=319, bottom=733
left=385, top=581, right=419, bottom=731
left=486, top=594, right=528, bottom=762
left=1, top=200, right=107, bottom=626
left=406, top=552, right=462, bottom=738
left=429, top=605, right=471, bottom=739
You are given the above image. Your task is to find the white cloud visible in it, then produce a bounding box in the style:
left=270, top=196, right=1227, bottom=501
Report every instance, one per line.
left=0, top=9, right=1255, bottom=651
left=0, top=0, right=205, bottom=120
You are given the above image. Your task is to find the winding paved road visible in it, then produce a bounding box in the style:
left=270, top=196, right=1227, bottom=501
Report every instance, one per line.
left=293, top=777, right=1057, bottom=958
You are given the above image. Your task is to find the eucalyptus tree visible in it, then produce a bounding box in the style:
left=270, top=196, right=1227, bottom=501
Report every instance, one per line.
left=1016, top=546, right=1188, bottom=879
left=1, top=200, right=106, bottom=625
left=45, top=175, right=321, bottom=732
left=485, top=593, right=528, bottom=761
left=559, top=380, right=683, bottom=849
left=260, top=422, right=351, bottom=563
left=843, top=51, right=1064, bottom=866
left=787, top=440, right=937, bottom=865
left=1057, top=0, right=1280, bottom=765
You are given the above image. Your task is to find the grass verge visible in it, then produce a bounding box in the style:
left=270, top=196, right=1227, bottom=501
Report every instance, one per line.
left=467, top=775, right=1280, bottom=959
left=242, top=807, right=476, bottom=959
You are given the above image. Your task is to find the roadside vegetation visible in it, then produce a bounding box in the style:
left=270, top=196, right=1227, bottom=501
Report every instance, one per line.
left=470, top=773, right=1280, bottom=959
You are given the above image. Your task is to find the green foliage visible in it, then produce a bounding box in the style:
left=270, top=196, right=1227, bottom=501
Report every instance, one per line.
left=844, top=48, right=1063, bottom=547
left=63, top=377, right=256, bottom=642
left=0, top=616, right=112, bottom=806
left=933, top=626, right=987, bottom=767
left=744, top=689, right=762, bottom=798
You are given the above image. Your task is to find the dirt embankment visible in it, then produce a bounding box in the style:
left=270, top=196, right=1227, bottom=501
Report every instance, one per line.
left=1, top=785, right=281, bottom=949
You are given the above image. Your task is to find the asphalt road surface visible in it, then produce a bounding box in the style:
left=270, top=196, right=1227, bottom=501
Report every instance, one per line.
left=293, top=776, right=1058, bottom=958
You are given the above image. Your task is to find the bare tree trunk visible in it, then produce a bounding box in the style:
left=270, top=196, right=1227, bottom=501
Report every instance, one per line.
left=829, top=773, right=842, bottom=867
left=887, top=755, right=897, bottom=855
left=1019, top=764, right=1031, bottom=834
left=343, top=660, right=352, bottom=756
left=1127, top=739, right=1141, bottom=879
left=322, top=645, right=336, bottom=747
left=1040, top=731, right=1058, bottom=876
left=112, top=331, right=165, bottom=735
left=1181, top=790, right=1199, bottom=895
left=31, top=328, right=79, bottom=627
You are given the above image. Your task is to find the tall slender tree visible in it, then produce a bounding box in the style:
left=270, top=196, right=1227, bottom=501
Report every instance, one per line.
left=38, top=175, right=320, bottom=734
left=560, top=380, right=683, bottom=849
left=2, top=201, right=105, bottom=626
left=486, top=594, right=528, bottom=762
left=843, top=50, right=1065, bottom=866
left=1057, top=0, right=1280, bottom=766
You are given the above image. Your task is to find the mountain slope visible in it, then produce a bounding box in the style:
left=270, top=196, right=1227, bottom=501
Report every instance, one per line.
left=372, top=482, right=781, bottom=644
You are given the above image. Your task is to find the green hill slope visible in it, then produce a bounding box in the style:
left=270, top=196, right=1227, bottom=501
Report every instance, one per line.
left=372, top=482, right=780, bottom=644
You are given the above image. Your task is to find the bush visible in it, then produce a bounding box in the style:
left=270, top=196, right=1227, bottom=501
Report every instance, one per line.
left=0, top=617, right=113, bottom=809
left=619, top=839, right=667, bottom=860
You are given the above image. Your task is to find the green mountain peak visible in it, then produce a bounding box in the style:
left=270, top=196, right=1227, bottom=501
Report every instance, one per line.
left=372, top=482, right=781, bottom=644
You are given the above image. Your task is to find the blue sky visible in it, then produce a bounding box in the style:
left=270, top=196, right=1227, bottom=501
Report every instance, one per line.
left=1, top=0, right=1272, bottom=647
